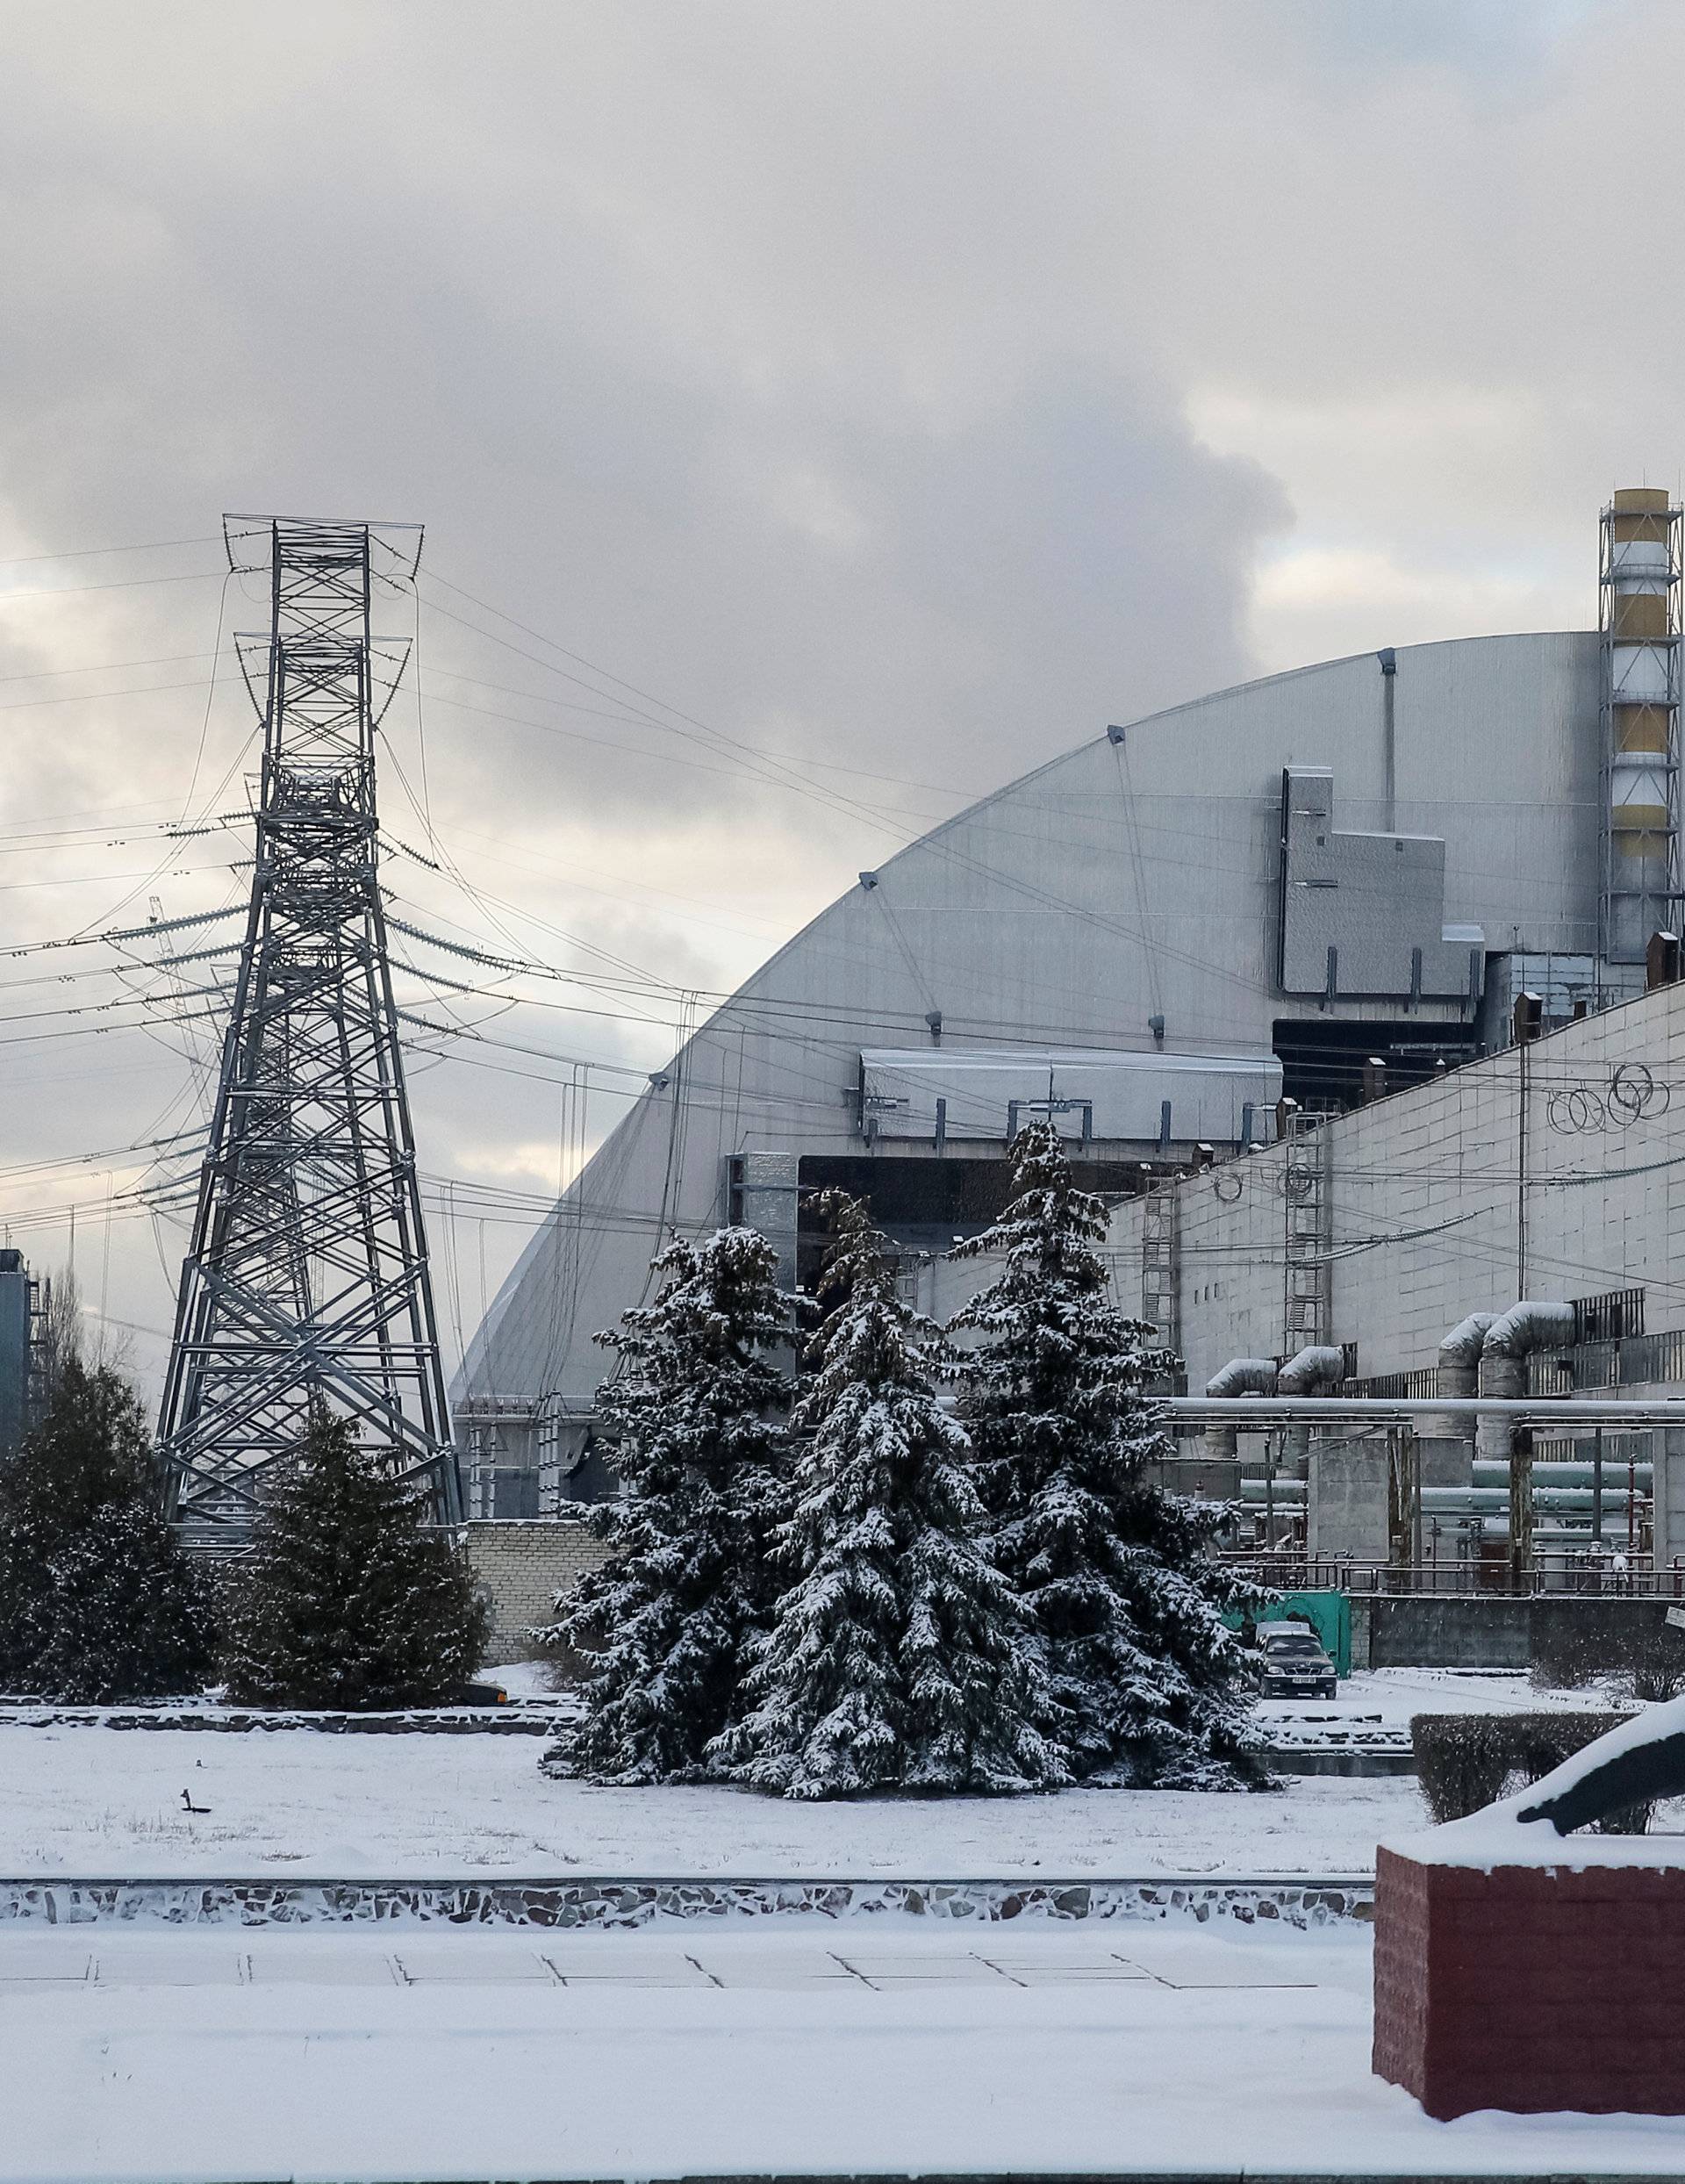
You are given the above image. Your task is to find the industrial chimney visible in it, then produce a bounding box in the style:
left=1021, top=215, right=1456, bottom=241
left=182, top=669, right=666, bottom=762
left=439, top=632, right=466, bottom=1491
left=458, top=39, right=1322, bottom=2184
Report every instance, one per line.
left=1600, top=487, right=1682, bottom=963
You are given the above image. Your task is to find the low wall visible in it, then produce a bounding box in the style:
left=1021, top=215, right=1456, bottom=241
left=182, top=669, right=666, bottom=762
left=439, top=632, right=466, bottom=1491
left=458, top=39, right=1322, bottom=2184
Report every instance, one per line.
left=462, top=1518, right=613, bottom=1663
left=0, top=1874, right=1373, bottom=1930
left=1349, top=1593, right=1673, bottom=1673
left=1353, top=1596, right=1532, bottom=1670
left=1374, top=1843, right=1685, bottom=2119
left=0, top=1706, right=551, bottom=1735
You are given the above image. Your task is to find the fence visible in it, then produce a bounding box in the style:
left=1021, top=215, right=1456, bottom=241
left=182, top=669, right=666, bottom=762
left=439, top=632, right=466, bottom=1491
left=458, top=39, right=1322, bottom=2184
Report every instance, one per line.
left=1219, top=1550, right=1685, bottom=1599
left=1348, top=1325, right=1685, bottom=1402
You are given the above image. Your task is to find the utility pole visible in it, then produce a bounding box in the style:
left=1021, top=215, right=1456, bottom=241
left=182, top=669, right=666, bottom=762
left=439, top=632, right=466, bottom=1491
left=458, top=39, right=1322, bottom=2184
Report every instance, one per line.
left=1516, top=1035, right=1529, bottom=1297
left=157, top=515, right=460, bottom=1532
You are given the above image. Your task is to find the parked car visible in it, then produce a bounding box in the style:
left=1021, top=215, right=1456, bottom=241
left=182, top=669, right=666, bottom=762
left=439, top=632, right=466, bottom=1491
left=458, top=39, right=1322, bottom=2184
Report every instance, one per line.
left=1253, top=1620, right=1337, bottom=1699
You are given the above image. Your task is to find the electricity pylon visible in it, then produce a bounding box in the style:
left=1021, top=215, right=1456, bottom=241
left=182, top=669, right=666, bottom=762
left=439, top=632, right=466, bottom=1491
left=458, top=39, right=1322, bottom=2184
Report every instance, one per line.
left=157, top=515, right=461, bottom=1530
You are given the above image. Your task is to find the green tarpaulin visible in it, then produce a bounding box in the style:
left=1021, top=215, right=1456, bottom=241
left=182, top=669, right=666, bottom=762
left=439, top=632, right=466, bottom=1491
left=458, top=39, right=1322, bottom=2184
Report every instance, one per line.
left=1223, top=1589, right=1352, bottom=1678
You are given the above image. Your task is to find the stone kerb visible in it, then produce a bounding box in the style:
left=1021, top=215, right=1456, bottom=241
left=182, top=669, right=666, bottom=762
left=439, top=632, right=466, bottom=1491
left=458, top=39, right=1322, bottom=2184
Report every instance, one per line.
left=0, top=1874, right=1373, bottom=1931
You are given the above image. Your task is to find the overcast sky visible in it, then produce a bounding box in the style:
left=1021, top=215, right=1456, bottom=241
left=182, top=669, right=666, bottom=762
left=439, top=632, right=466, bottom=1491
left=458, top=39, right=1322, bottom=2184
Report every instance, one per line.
left=0, top=0, right=1676, bottom=1398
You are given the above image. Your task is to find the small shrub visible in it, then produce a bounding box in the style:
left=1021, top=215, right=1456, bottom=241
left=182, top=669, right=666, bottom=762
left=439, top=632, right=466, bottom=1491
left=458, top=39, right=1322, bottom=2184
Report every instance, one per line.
left=222, top=1408, right=487, bottom=1710
left=1413, top=1712, right=1650, bottom=1833
left=1531, top=1602, right=1685, bottom=1702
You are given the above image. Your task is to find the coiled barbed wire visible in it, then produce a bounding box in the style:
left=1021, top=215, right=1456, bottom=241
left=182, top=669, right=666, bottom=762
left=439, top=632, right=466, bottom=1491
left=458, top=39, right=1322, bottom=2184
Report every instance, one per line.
left=1547, top=1062, right=1670, bottom=1136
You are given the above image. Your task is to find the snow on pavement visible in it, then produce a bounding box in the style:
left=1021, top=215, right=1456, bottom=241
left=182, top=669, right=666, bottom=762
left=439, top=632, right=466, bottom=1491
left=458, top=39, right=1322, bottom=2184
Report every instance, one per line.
left=1264, top=1665, right=1621, bottom=1732
left=5, top=1920, right=1685, bottom=2179
left=0, top=1722, right=1420, bottom=1876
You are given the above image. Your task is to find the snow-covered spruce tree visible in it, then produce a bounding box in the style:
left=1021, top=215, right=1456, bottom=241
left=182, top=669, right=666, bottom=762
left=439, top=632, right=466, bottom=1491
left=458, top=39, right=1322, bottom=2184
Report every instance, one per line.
left=714, top=1193, right=1066, bottom=1800
left=222, top=1406, right=487, bottom=1709
left=950, top=1120, right=1268, bottom=1789
left=0, top=1359, right=212, bottom=1702
left=541, top=1226, right=793, bottom=1784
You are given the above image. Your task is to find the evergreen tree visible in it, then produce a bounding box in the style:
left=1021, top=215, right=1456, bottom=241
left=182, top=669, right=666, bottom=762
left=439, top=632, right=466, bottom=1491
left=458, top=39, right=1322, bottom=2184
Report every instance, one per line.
left=541, top=1225, right=792, bottom=1785
left=950, top=1120, right=1267, bottom=1788
left=0, top=1360, right=212, bottom=1702
left=222, top=1406, right=488, bottom=1709
left=715, top=1194, right=1067, bottom=1800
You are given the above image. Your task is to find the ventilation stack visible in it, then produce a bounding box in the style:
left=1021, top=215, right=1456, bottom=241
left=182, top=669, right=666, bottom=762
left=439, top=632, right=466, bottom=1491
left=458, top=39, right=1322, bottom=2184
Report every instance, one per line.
left=1601, top=487, right=1683, bottom=963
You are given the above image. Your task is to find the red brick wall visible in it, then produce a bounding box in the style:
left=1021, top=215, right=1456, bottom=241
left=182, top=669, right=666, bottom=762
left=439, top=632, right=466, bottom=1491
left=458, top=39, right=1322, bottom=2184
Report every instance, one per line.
left=1373, top=1842, right=1685, bottom=2119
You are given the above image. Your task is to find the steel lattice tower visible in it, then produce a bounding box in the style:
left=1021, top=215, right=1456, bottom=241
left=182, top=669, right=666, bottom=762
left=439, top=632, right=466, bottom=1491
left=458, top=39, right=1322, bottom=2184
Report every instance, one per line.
left=158, top=515, right=461, bottom=1530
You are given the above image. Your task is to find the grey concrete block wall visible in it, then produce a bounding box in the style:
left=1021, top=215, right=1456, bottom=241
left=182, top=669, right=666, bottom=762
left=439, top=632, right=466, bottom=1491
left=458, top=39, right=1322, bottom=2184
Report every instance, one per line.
left=1347, top=1593, right=1676, bottom=1673
left=1307, top=1439, right=1388, bottom=1560
left=1364, top=1597, right=1534, bottom=1670
left=462, top=1519, right=613, bottom=1664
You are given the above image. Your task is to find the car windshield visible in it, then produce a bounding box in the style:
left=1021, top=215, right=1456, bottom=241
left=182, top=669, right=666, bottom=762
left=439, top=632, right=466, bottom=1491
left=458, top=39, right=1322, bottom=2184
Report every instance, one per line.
left=1265, top=1634, right=1322, bottom=1654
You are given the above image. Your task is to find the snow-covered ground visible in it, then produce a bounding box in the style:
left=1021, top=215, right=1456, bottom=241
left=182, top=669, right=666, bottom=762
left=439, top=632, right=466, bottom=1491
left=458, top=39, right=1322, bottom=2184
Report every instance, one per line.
left=0, top=1671, right=1640, bottom=1881
left=0, top=1720, right=1418, bottom=1877
left=1280, top=1665, right=1617, bottom=1723
left=1257, top=1665, right=1615, bottom=1745
left=4, top=1920, right=1685, bottom=2179
left=484, top=1658, right=569, bottom=1701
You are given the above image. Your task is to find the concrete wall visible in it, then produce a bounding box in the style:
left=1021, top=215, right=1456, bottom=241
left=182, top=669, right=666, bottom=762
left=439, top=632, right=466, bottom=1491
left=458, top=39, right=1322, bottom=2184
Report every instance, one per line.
left=1110, top=977, right=1685, bottom=1393
left=1352, top=1597, right=1534, bottom=1670
left=1348, top=1593, right=1675, bottom=1672
left=462, top=1518, right=613, bottom=1664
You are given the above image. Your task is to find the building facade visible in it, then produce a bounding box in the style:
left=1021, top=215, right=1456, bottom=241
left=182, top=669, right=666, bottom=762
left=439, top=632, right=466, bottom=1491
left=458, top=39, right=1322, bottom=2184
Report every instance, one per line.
left=455, top=493, right=1683, bottom=1519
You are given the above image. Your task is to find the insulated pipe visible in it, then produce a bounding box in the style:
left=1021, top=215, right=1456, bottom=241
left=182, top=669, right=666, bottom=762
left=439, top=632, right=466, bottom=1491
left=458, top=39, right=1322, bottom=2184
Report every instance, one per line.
left=1167, top=1397, right=1681, bottom=1423
left=1276, top=1344, right=1346, bottom=1479
left=1203, top=1358, right=1278, bottom=1462
left=1277, top=1345, right=1346, bottom=1394
left=1438, top=1312, right=1497, bottom=1398
left=1427, top=1311, right=1497, bottom=1473
left=1476, top=1302, right=1576, bottom=1464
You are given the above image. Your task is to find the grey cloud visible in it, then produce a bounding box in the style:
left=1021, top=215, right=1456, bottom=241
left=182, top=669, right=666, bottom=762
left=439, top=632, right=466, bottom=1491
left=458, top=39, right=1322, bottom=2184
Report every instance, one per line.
left=1, top=0, right=1669, bottom=1400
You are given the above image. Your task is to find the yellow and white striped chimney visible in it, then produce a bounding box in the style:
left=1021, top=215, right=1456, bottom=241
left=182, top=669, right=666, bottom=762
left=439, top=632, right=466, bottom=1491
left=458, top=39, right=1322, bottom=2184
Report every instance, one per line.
left=1601, top=486, right=1681, bottom=961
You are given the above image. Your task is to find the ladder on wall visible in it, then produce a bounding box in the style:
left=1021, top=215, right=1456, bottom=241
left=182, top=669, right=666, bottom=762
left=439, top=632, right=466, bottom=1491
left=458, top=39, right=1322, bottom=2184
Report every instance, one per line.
left=1141, top=1179, right=1180, bottom=1355
left=1282, top=1111, right=1332, bottom=1351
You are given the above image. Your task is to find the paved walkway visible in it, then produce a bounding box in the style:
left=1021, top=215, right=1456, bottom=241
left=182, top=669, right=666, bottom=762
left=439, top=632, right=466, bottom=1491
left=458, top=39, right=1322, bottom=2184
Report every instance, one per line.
left=5, top=1922, right=1685, bottom=2178
left=1, top=1922, right=1329, bottom=1992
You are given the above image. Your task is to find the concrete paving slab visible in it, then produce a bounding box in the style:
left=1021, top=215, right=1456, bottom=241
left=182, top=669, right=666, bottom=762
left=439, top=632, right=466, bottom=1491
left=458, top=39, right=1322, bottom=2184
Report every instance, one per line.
left=834, top=1965, right=1008, bottom=1983
left=90, top=1947, right=247, bottom=1986
left=392, top=1948, right=558, bottom=1984
left=690, top=1951, right=864, bottom=1988
left=998, top=1965, right=1159, bottom=1985
left=246, top=1949, right=403, bottom=1986
left=0, top=1939, right=92, bottom=1982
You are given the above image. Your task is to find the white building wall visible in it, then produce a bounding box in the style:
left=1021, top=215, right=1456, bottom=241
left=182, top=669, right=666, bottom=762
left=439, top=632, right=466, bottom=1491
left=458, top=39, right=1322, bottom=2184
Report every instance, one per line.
left=1109, top=981, right=1685, bottom=1390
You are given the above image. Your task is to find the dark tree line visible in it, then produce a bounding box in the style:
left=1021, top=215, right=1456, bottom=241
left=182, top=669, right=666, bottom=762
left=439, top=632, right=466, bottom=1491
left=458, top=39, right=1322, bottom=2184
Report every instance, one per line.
left=0, top=1354, right=485, bottom=1708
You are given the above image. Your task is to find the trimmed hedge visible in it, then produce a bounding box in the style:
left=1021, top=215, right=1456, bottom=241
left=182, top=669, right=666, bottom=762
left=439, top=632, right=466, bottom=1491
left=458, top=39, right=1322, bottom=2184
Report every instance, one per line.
left=1412, top=1711, right=1651, bottom=1833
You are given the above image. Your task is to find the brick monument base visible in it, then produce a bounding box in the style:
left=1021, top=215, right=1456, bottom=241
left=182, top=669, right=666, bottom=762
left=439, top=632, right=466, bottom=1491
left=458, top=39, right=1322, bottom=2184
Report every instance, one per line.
left=1373, top=1841, right=1685, bottom=2119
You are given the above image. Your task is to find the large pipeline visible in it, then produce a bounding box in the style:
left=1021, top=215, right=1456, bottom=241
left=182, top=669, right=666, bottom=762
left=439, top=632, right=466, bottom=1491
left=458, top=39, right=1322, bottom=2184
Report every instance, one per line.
left=1276, top=1343, right=1346, bottom=1478
left=1476, top=1301, right=1577, bottom=1463
left=1202, top=1357, right=1279, bottom=1463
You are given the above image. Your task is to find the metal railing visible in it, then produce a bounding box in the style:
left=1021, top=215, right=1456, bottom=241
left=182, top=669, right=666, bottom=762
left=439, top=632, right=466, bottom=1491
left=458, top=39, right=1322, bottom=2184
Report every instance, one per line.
left=1349, top=1326, right=1685, bottom=1403
left=1219, top=1550, right=1685, bottom=1598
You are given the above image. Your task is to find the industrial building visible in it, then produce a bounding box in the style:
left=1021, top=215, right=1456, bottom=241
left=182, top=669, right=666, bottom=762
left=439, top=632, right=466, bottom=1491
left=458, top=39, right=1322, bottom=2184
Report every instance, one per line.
left=455, top=488, right=1685, bottom=1542
left=0, top=1249, right=46, bottom=1455
left=1097, top=974, right=1685, bottom=1588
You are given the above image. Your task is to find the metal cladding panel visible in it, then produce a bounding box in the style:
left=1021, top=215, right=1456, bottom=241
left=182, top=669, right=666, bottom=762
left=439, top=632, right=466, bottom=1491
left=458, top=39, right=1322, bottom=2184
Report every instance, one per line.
left=860, top=1045, right=1281, bottom=1146
left=1280, top=766, right=1482, bottom=999
left=456, top=632, right=1602, bottom=1411
left=1108, top=977, right=1685, bottom=1401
